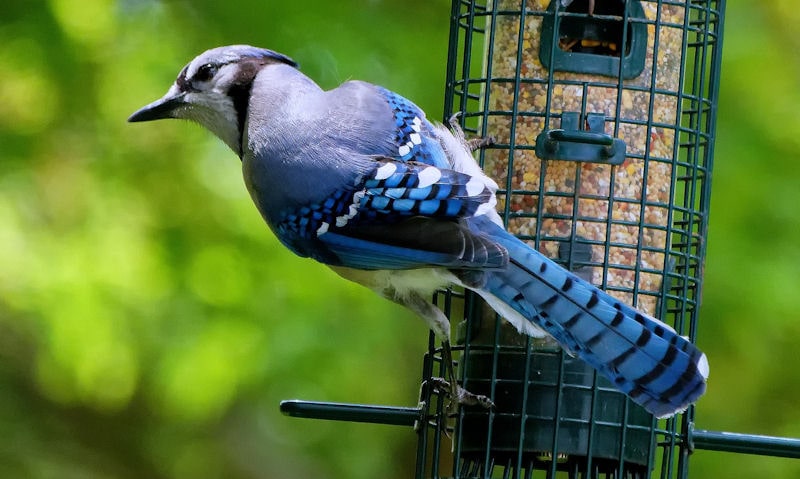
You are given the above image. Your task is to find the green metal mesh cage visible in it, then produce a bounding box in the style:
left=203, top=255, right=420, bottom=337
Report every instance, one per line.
left=281, top=1, right=800, bottom=478
left=424, top=0, right=709, bottom=476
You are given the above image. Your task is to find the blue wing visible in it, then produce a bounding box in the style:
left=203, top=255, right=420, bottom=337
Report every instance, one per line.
left=276, top=157, right=505, bottom=270
left=269, top=83, right=494, bottom=270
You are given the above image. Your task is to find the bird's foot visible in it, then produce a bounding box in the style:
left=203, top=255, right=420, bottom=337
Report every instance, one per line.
left=466, top=136, right=495, bottom=151
left=429, top=377, right=495, bottom=412
left=447, top=112, right=495, bottom=152
left=435, top=340, right=495, bottom=419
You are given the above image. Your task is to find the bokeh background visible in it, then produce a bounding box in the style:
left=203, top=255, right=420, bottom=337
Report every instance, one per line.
left=1, top=1, right=799, bottom=478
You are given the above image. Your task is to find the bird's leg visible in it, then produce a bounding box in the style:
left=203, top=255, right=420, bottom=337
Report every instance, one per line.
left=447, top=112, right=495, bottom=152
left=437, top=339, right=494, bottom=414
left=395, top=290, right=494, bottom=415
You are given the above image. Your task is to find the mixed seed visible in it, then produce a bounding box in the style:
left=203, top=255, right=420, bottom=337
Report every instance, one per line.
left=482, top=0, right=687, bottom=314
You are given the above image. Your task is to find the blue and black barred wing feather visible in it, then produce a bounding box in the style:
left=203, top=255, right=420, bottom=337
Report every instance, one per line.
left=277, top=157, right=506, bottom=271
left=376, top=87, right=451, bottom=169
left=357, top=159, right=496, bottom=219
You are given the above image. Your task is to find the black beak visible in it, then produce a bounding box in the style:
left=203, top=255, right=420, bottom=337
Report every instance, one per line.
left=128, top=92, right=187, bottom=123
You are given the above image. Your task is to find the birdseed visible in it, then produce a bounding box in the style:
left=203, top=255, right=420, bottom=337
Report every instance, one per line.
left=482, top=0, right=686, bottom=315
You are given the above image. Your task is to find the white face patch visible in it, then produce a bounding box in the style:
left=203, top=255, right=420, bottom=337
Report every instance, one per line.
left=209, top=64, right=239, bottom=94
left=375, top=162, right=397, bottom=180
left=416, top=167, right=442, bottom=189
left=180, top=90, right=240, bottom=154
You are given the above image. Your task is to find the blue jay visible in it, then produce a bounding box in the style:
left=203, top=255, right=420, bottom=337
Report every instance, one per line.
left=129, top=45, right=708, bottom=418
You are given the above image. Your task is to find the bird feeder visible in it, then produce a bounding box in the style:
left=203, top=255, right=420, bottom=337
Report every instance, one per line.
left=410, top=0, right=800, bottom=477
left=281, top=1, right=800, bottom=477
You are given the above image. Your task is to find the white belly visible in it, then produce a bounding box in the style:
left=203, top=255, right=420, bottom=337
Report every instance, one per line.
left=329, top=266, right=457, bottom=300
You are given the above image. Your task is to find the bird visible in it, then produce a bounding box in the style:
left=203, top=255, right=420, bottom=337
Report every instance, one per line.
left=128, top=45, right=708, bottom=418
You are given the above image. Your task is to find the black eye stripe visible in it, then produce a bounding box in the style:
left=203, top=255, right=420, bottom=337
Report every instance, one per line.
left=176, top=65, right=190, bottom=91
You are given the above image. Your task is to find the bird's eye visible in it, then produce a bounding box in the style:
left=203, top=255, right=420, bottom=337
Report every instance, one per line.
left=194, top=63, right=217, bottom=82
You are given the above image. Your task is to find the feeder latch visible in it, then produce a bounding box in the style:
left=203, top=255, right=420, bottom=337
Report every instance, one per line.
left=535, top=112, right=626, bottom=164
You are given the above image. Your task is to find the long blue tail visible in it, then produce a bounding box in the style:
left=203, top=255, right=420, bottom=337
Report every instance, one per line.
left=474, top=221, right=708, bottom=418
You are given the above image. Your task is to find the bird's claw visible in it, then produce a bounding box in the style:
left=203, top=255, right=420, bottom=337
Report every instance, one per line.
left=447, top=112, right=495, bottom=152
left=429, top=377, right=495, bottom=413
left=447, top=112, right=463, bottom=130
left=466, top=136, right=495, bottom=151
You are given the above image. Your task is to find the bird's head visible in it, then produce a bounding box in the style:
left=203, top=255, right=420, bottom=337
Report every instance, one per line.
left=128, top=45, right=298, bottom=156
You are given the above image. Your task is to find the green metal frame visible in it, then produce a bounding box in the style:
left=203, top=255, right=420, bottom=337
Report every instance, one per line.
left=430, top=0, right=720, bottom=477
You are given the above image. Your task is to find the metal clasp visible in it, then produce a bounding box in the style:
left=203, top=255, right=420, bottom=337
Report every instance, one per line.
left=535, top=112, right=626, bottom=164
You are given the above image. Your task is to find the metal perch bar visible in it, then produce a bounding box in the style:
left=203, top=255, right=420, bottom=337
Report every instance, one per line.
left=280, top=399, right=800, bottom=459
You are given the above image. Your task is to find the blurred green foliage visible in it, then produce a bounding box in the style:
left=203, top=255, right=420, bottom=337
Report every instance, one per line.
left=0, top=1, right=799, bottom=478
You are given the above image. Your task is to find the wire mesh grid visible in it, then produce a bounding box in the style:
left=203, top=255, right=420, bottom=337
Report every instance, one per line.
left=414, top=1, right=725, bottom=478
